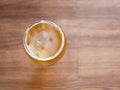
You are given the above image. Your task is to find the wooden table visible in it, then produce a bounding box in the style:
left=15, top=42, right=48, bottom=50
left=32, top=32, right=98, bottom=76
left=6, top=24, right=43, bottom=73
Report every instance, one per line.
left=0, top=0, right=120, bottom=90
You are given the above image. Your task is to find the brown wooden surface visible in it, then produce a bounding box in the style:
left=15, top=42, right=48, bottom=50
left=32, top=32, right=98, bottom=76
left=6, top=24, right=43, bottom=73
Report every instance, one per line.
left=0, top=0, right=120, bottom=90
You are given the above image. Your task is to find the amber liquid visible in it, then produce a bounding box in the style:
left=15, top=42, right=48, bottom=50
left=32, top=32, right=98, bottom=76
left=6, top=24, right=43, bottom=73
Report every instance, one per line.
left=25, top=21, right=66, bottom=65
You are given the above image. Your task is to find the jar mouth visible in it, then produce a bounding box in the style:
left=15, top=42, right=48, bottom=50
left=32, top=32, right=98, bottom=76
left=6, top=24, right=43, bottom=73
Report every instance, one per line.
left=23, top=20, right=65, bottom=61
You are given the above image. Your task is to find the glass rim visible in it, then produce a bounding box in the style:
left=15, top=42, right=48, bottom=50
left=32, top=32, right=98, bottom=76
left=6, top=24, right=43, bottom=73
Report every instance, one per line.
left=23, top=20, right=65, bottom=61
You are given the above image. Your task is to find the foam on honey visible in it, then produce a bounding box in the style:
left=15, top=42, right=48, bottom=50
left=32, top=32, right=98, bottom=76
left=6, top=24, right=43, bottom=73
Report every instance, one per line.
left=26, top=22, right=62, bottom=58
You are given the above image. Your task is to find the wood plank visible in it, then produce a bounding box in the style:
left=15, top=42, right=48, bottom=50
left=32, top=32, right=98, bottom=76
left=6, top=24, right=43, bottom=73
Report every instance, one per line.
left=0, top=0, right=120, bottom=90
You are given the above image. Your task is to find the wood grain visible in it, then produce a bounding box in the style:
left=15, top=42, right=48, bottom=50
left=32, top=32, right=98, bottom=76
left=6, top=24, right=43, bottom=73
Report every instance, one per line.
left=0, top=0, right=120, bottom=90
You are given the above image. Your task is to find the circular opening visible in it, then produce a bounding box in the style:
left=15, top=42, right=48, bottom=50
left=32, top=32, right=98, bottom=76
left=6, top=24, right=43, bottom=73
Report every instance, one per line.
left=23, top=20, right=65, bottom=61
